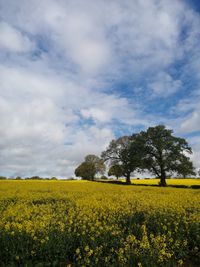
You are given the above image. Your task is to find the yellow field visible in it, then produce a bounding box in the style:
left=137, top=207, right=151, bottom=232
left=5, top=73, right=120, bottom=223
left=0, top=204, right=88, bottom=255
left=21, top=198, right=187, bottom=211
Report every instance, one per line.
left=131, top=178, right=200, bottom=186
left=0, top=180, right=199, bottom=266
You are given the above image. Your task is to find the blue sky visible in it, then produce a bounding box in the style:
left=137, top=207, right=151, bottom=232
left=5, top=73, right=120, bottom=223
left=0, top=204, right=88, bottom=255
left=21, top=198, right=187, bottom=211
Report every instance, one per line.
left=0, top=0, right=200, bottom=177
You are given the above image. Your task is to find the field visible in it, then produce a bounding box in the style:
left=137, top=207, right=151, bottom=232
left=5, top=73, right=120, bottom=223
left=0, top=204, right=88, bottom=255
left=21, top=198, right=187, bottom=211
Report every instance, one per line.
left=132, top=178, right=200, bottom=187
left=0, top=180, right=200, bottom=266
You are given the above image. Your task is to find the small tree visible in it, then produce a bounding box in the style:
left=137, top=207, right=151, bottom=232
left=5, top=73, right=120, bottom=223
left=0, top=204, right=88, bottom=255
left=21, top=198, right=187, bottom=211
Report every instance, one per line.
left=50, top=177, right=57, bottom=180
left=108, top=165, right=124, bottom=179
left=75, top=154, right=105, bottom=180
left=0, top=176, right=7, bottom=180
left=75, top=162, right=96, bottom=180
left=85, top=154, right=105, bottom=175
left=15, top=176, right=22, bottom=180
left=136, top=125, right=195, bottom=186
left=176, top=157, right=196, bottom=178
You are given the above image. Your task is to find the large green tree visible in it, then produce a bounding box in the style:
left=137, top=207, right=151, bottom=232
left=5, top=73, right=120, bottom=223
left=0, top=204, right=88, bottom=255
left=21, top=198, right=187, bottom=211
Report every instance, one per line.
left=101, top=136, right=142, bottom=184
left=136, top=125, right=195, bottom=186
left=75, top=154, right=105, bottom=180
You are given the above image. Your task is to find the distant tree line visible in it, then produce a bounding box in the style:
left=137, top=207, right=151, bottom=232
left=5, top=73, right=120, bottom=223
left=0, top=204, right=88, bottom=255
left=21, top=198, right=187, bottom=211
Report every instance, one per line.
left=75, top=125, right=196, bottom=186
left=0, top=176, right=59, bottom=180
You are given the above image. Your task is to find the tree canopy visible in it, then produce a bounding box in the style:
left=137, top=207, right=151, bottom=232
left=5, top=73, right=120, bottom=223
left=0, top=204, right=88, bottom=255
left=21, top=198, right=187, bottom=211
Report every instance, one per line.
left=135, top=125, right=195, bottom=186
left=108, top=164, right=124, bottom=179
left=101, top=136, right=143, bottom=184
left=74, top=125, right=195, bottom=186
left=75, top=154, right=105, bottom=180
left=75, top=162, right=96, bottom=180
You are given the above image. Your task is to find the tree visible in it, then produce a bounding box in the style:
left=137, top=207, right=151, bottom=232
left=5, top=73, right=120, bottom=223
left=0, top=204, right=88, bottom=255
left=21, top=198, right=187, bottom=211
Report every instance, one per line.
left=136, top=125, right=195, bottom=186
left=15, top=176, right=22, bottom=180
left=195, top=168, right=200, bottom=178
left=75, top=162, right=96, bottom=180
left=176, top=157, right=196, bottom=178
left=85, top=154, right=105, bottom=175
left=0, top=176, right=7, bottom=180
left=101, top=136, right=142, bottom=184
left=50, top=177, right=57, bottom=180
left=108, top=165, right=124, bottom=179
left=75, top=154, right=105, bottom=180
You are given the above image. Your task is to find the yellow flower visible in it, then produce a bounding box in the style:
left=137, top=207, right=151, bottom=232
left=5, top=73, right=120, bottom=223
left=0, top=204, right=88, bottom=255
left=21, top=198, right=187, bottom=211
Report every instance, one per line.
left=84, top=245, right=90, bottom=252
left=15, top=256, right=19, bottom=261
left=76, top=248, right=80, bottom=254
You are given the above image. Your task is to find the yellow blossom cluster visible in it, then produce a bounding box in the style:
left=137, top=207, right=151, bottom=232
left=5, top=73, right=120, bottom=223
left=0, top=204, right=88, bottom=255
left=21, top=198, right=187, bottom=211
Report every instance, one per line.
left=0, top=180, right=199, bottom=266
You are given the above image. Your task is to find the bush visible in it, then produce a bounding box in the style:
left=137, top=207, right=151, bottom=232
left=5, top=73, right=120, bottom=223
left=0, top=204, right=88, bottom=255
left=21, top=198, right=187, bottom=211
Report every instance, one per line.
left=0, top=176, right=7, bottom=180
left=15, top=176, right=22, bottom=180
left=100, top=175, right=108, bottom=180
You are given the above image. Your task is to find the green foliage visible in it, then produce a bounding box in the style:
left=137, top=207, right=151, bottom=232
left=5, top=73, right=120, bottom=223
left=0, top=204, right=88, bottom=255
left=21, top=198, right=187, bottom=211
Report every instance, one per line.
left=108, top=165, right=124, bottom=179
left=15, top=176, right=22, bottom=180
left=0, top=176, right=7, bottom=180
left=25, top=176, right=43, bottom=180
left=101, top=125, right=195, bottom=186
left=75, top=161, right=96, bottom=180
left=85, top=154, right=106, bottom=175
left=75, top=154, right=105, bottom=180
left=102, top=136, right=143, bottom=184
left=100, top=175, right=108, bottom=180
left=135, top=125, right=195, bottom=186
left=50, top=177, right=57, bottom=180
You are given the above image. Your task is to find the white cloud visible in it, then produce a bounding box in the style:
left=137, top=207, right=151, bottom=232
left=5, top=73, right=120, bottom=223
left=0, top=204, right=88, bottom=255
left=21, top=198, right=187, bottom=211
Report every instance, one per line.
left=0, top=21, right=34, bottom=53
left=180, top=111, right=200, bottom=133
left=149, top=71, right=182, bottom=96
left=174, top=92, right=200, bottom=134
left=59, top=12, right=110, bottom=74
left=0, top=0, right=189, bottom=77
left=0, top=62, right=141, bottom=177
left=0, top=0, right=200, bottom=177
left=188, top=136, right=200, bottom=172
left=81, top=108, right=111, bottom=123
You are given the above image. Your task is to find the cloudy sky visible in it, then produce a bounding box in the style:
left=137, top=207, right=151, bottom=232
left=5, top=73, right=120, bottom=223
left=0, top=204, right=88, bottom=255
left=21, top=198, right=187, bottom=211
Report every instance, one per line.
left=0, top=0, right=200, bottom=178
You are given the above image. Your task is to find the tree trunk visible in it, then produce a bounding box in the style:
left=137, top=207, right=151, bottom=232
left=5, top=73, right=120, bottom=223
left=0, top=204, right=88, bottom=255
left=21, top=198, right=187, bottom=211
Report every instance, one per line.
left=125, top=173, right=131, bottom=185
left=160, top=169, right=167, bottom=187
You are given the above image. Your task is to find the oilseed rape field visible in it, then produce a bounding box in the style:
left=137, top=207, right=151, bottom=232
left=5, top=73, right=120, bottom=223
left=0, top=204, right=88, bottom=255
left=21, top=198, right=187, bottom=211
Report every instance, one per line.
left=132, top=178, right=200, bottom=187
left=0, top=180, right=199, bottom=266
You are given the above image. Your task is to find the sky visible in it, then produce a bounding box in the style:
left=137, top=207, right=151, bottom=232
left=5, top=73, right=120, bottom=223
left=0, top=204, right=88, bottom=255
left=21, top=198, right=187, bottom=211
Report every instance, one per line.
left=0, top=0, right=200, bottom=178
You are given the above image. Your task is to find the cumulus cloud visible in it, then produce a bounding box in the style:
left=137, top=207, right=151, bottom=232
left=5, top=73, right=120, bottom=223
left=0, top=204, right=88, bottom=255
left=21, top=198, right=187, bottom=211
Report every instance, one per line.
left=188, top=135, right=200, bottom=172
left=0, top=61, right=141, bottom=177
left=0, top=0, right=200, bottom=177
left=0, top=21, right=34, bottom=53
left=180, top=112, right=200, bottom=133
left=149, top=71, right=182, bottom=96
